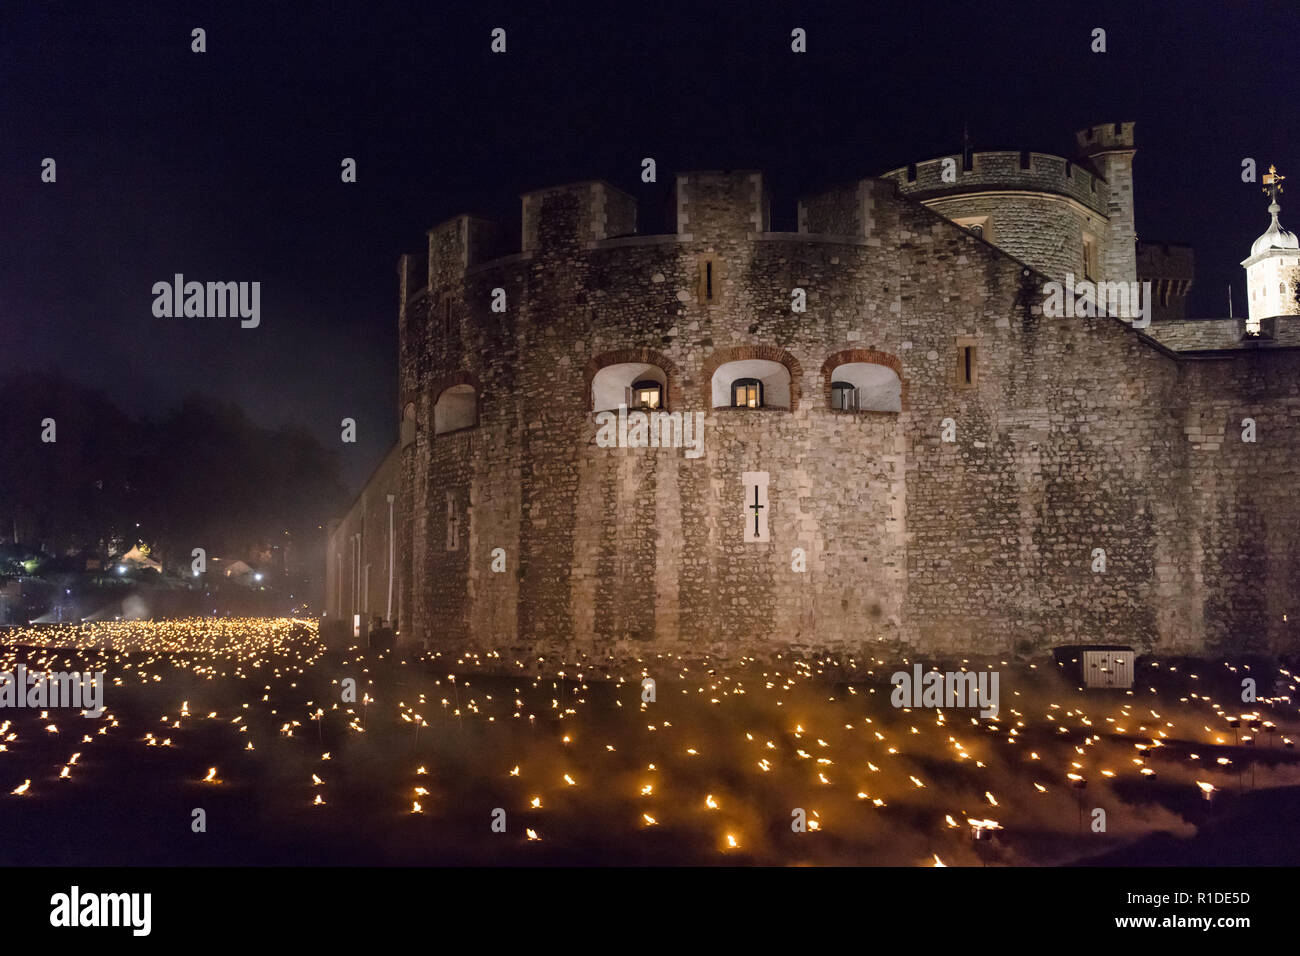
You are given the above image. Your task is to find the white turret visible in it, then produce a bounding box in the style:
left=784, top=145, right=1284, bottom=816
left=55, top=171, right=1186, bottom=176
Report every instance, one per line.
left=1241, top=164, right=1300, bottom=332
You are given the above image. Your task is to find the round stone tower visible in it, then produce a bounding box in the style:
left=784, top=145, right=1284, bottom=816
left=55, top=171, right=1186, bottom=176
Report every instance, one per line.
left=879, top=123, right=1137, bottom=288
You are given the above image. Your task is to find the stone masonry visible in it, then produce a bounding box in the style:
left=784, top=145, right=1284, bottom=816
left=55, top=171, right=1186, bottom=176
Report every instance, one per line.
left=328, top=124, right=1300, bottom=660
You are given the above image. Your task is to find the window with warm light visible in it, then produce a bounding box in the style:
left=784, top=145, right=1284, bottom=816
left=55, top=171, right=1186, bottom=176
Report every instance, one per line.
left=732, top=378, right=763, bottom=408
left=632, top=380, right=662, bottom=410
left=591, top=363, right=668, bottom=412
left=711, top=359, right=790, bottom=409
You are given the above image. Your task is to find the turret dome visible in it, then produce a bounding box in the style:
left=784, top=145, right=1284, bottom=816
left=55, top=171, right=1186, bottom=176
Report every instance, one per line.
left=1251, top=201, right=1299, bottom=256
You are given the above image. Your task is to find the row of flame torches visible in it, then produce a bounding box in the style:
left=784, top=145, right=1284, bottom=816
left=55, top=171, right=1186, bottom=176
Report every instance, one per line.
left=1, top=619, right=1297, bottom=864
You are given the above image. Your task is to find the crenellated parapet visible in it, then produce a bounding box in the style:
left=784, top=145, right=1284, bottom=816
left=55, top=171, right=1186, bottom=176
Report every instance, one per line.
left=1076, top=121, right=1135, bottom=157
left=879, top=151, right=1109, bottom=216
left=797, top=179, right=886, bottom=240
left=876, top=124, right=1139, bottom=286
left=522, top=180, right=637, bottom=252
left=671, top=170, right=770, bottom=240
left=1137, top=241, right=1194, bottom=322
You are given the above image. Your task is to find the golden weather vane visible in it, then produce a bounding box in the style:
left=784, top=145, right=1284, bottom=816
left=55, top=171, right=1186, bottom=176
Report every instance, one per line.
left=1263, top=164, right=1286, bottom=202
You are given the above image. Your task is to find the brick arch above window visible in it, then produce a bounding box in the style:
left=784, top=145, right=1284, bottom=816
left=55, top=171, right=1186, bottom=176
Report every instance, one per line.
left=701, top=346, right=803, bottom=411
left=584, top=348, right=682, bottom=412
left=820, top=348, right=909, bottom=411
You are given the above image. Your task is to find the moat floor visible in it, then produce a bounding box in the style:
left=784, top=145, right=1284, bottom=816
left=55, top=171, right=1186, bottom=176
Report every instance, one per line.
left=2, top=621, right=1298, bottom=866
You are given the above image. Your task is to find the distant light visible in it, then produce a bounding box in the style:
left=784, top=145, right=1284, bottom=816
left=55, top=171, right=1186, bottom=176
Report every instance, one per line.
left=254, top=573, right=263, bottom=582
left=117, top=566, right=126, bottom=575
left=65, top=589, right=71, bottom=594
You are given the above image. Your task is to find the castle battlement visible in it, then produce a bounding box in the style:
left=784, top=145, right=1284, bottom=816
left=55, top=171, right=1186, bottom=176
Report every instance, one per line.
left=521, top=180, right=637, bottom=252
left=1076, top=121, right=1136, bottom=156
left=398, top=124, right=1143, bottom=303
left=401, top=171, right=881, bottom=297
left=879, top=150, right=1108, bottom=214
left=396, top=172, right=942, bottom=300
left=1136, top=240, right=1194, bottom=282
left=671, top=170, right=770, bottom=239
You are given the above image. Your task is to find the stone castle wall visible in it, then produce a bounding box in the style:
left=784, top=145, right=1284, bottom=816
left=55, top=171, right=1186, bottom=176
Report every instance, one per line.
left=1137, top=241, right=1194, bottom=323
left=878, top=131, right=1132, bottom=287
left=919, top=192, right=1107, bottom=289
left=879, top=151, right=1109, bottom=214
left=326, top=444, right=401, bottom=633
left=352, top=169, right=1300, bottom=661
left=1179, top=356, right=1300, bottom=654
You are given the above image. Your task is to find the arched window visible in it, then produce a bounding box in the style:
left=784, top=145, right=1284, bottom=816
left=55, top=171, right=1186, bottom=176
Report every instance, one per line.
left=710, top=359, right=790, bottom=409
left=591, top=363, right=668, bottom=412
left=732, top=377, right=763, bottom=408
left=400, top=402, right=417, bottom=447
left=827, top=362, right=901, bottom=412
left=632, top=379, right=662, bottom=410
left=434, top=384, right=477, bottom=435
left=954, top=216, right=992, bottom=243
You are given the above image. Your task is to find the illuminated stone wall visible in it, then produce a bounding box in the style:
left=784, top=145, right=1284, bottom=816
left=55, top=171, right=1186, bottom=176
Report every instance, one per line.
left=335, top=167, right=1300, bottom=659
left=326, top=444, right=401, bottom=634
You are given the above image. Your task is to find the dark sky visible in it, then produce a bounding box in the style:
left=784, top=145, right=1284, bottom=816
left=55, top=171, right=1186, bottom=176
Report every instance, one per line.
left=3, top=0, right=1297, bottom=492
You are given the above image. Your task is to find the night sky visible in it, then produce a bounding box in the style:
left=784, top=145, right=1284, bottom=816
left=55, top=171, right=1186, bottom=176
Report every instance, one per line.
left=3, top=0, right=1297, bottom=491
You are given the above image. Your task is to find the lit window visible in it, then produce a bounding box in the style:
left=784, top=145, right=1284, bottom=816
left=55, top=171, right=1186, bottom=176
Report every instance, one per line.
left=711, top=359, right=789, bottom=409
left=632, top=380, right=662, bottom=410
left=592, top=363, right=668, bottom=413
left=732, top=378, right=763, bottom=408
